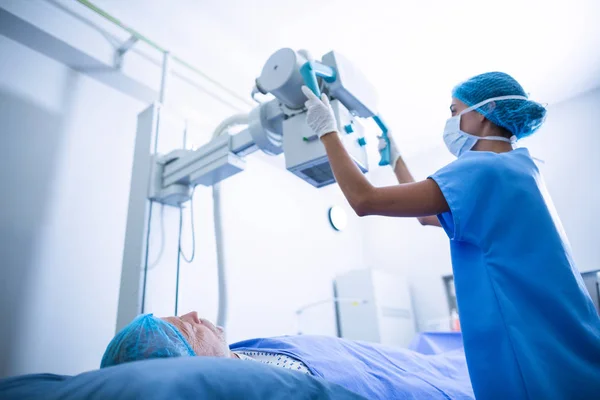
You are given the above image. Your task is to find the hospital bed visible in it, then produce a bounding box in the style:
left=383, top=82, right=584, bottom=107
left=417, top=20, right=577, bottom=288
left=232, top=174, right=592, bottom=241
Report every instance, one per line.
left=0, top=357, right=364, bottom=400
left=0, top=333, right=471, bottom=400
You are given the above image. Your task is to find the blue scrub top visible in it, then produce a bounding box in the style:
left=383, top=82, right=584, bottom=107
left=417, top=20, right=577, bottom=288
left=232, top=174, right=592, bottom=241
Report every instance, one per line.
left=430, top=148, right=600, bottom=400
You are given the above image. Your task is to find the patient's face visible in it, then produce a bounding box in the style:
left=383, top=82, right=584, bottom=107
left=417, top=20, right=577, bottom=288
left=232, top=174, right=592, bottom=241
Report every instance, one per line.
left=162, top=311, right=230, bottom=358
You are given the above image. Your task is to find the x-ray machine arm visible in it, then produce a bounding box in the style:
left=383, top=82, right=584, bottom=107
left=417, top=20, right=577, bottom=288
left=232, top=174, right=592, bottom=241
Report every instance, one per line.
left=116, top=48, right=389, bottom=331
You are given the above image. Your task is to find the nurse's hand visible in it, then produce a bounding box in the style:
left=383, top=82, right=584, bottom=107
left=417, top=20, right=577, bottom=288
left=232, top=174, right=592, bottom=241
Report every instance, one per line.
left=302, top=86, right=338, bottom=138
left=378, top=132, right=401, bottom=169
left=377, top=131, right=442, bottom=227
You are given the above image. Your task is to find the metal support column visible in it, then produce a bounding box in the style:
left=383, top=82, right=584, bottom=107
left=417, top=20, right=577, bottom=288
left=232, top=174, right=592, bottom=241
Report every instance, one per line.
left=159, top=52, right=171, bottom=104
left=115, top=52, right=174, bottom=331
left=116, top=104, right=160, bottom=331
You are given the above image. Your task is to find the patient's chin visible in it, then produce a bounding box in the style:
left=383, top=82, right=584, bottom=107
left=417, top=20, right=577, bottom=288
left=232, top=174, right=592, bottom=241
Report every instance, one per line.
left=217, top=332, right=230, bottom=357
left=194, top=341, right=230, bottom=358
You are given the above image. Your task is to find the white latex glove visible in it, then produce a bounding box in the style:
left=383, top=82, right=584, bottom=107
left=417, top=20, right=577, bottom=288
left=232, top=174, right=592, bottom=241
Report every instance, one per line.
left=301, top=86, right=337, bottom=138
left=378, top=132, right=401, bottom=169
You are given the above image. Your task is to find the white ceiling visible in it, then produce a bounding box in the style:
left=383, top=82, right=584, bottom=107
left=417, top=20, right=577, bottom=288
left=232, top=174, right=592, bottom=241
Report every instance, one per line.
left=86, top=0, right=600, bottom=150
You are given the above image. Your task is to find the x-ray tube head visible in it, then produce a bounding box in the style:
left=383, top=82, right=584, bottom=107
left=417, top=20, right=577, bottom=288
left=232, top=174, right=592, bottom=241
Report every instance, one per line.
left=252, top=48, right=378, bottom=187
left=257, top=48, right=309, bottom=109
left=283, top=99, right=369, bottom=188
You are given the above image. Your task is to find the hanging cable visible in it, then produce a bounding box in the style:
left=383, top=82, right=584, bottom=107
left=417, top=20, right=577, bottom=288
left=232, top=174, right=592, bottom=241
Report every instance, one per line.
left=179, top=189, right=197, bottom=263
left=175, top=121, right=194, bottom=315
left=140, top=204, right=153, bottom=314
left=174, top=204, right=184, bottom=316
left=251, top=86, right=264, bottom=104
left=146, top=204, right=165, bottom=271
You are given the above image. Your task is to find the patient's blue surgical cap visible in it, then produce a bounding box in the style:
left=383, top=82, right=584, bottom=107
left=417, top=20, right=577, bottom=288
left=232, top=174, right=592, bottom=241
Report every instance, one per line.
left=452, top=72, right=547, bottom=139
left=100, top=314, right=195, bottom=368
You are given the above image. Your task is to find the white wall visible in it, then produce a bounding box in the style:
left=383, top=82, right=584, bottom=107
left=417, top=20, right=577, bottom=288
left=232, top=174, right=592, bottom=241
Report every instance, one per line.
left=523, top=88, right=600, bottom=273
left=0, top=35, right=143, bottom=377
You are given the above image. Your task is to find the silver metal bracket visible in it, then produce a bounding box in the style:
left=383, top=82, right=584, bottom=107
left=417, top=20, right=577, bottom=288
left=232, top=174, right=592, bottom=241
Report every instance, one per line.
left=148, top=134, right=247, bottom=207
left=114, top=35, right=139, bottom=69
left=148, top=150, right=194, bottom=207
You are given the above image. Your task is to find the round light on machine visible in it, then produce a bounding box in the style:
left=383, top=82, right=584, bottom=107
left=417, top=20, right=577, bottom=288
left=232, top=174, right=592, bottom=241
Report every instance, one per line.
left=328, top=206, right=348, bottom=231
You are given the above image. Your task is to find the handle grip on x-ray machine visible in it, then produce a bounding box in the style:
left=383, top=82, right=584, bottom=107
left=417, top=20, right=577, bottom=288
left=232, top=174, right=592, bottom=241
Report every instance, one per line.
left=299, top=60, right=391, bottom=166
left=373, top=115, right=391, bottom=166
left=299, top=61, right=336, bottom=97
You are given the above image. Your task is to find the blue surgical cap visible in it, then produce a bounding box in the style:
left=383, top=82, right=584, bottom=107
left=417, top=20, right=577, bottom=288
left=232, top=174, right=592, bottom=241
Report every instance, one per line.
left=100, top=314, right=195, bottom=368
left=452, top=72, right=547, bottom=139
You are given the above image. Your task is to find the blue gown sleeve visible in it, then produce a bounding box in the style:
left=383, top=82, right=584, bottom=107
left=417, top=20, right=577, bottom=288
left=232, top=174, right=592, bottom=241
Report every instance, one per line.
left=429, top=154, right=498, bottom=244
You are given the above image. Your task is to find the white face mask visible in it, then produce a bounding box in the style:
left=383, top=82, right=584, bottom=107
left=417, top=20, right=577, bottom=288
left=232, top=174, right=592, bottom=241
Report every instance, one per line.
left=443, top=95, right=526, bottom=157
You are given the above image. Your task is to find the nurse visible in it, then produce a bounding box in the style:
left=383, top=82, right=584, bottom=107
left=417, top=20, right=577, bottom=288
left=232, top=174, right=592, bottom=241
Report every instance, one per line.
left=301, top=72, right=600, bottom=399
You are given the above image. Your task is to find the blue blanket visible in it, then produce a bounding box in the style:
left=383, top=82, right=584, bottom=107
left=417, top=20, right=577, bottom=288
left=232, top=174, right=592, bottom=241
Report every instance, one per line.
left=0, top=357, right=366, bottom=400
left=408, top=332, right=464, bottom=355
left=231, top=335, right=474, bottom=399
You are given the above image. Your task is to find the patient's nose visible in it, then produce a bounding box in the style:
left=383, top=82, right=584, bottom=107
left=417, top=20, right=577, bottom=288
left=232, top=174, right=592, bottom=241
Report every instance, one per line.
left=181, top=311, right=200, bottom=324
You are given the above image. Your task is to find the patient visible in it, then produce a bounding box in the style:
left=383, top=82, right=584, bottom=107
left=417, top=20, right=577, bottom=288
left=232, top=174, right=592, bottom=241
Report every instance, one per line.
left=101, top=312, right=473, bottom=399
left=101, top=312, right=312, bottom=374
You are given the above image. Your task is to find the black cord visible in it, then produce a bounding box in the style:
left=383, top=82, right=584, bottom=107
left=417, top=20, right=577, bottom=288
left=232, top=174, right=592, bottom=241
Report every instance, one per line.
left=174, top=120, right=188, bottom=316
left=140, top=205, right=153, bottom=314
left=174, top=205, right=184, bottom=316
